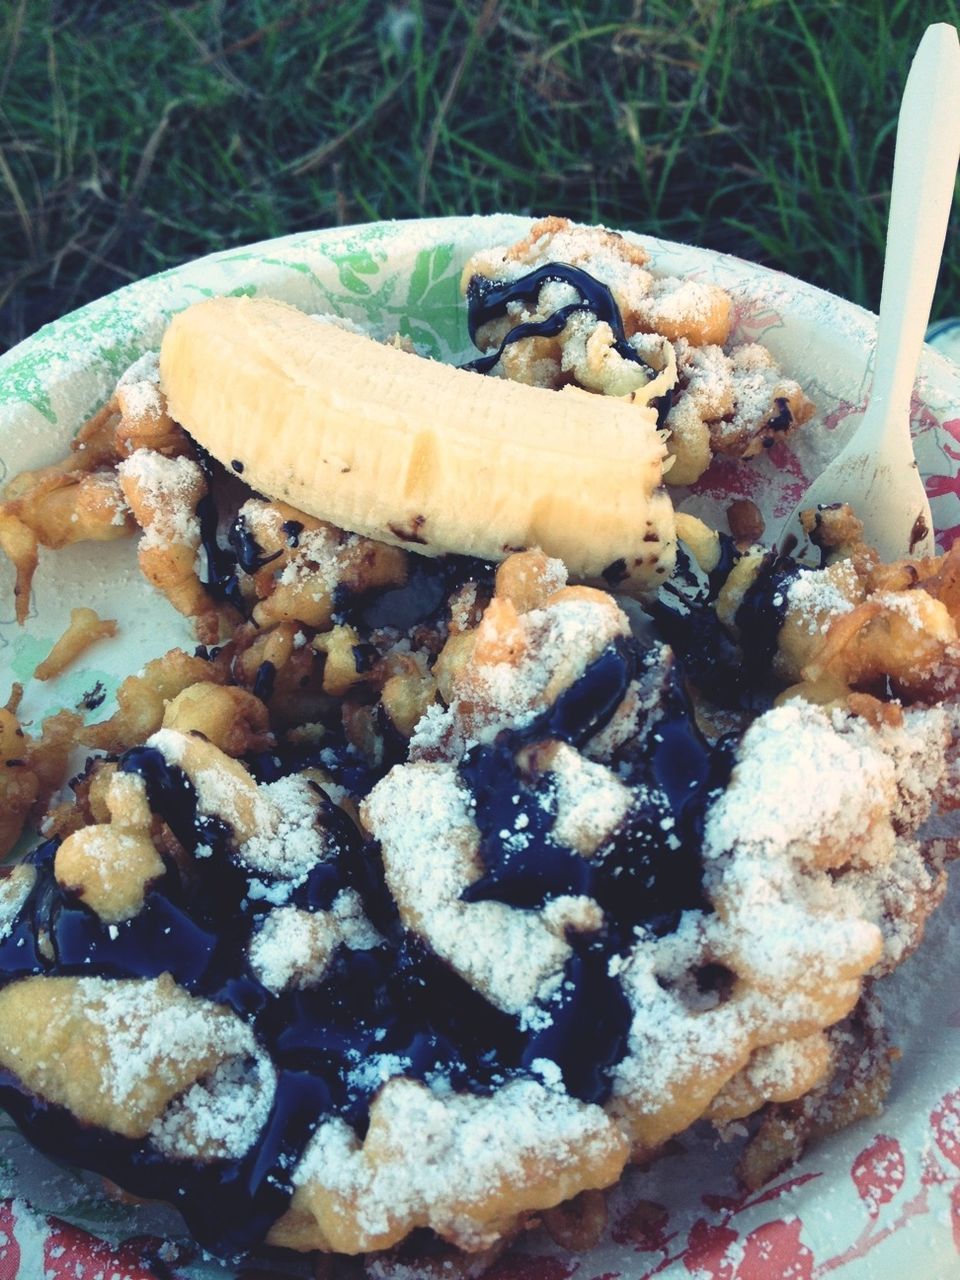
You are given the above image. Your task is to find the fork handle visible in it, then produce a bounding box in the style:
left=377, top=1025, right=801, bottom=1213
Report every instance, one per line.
left=866, top=23, right=960, bottom=453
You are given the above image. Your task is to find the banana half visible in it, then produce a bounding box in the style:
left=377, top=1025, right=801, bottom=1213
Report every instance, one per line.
left=159, top=296, right=677, bottom=593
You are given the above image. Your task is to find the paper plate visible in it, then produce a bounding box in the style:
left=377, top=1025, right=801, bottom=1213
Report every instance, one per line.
left=1, top=216, right=959, bottom=1280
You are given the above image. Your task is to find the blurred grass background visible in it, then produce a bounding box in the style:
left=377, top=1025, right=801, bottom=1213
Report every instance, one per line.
left=0, top=0, right=958, bottom=351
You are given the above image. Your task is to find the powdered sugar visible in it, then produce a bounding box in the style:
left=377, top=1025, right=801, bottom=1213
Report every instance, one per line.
left=276, top=526, right=358, bottom=596
left=673, top=337, right=735, bottom=419
left=612, top=911, right=749, bottom=1113
left=240, top=774, right=336, bottom=881
left=703, top=701, right=897, bottom=869
left=871, top=588, right=945, bottom=630
left=549, top=742, right=632, bottom=854
left=0, top=867, right=34, bottom=943
left=293, top=1075, right=623, bottom=1248
left=248, top=906, right=341, bottom=993
left=787, top=562, right=859, bottom=628
left=717, top=343, right=797, bottom=443
left=610, top=692, right=953, bottom=1142
left=117, top=449, right=202, bottom=550
left=116, top=351, right=161, bottom=388
left=637, top=275, right=721, bottom=329
left=737, top=1037, right=824, bottom=1097
left=151, top=1052, right=276, bottom=1161
left=249, top=890, right=381, bottom=993
left=709, top=848, right=884, bottom=986
left=362, top=762, right=575, bottom=1015
left=845, top=830, right=951, bottom=974
left=80, top=976, right=256, bottom=1110
left=344, top=1052, right=411, bottom=1097
left=1, top=210, right=958, bottom=1269
left=331, top=886, right=382, bottom=951
left=848, top=705, right=949, bottom=831
left=116, top=378, right=163, bottom=423
left=466, top=220, right=653, bottom=320
left=148, top=730, right=339, bottom=884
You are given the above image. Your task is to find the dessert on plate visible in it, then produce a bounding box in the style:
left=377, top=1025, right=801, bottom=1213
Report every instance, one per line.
left=0, top=218, right=955, bottom=1272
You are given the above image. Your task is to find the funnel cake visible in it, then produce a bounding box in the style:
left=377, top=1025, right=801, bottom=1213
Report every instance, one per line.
left=0, top=223, right=956, bottom=1268
left=0, top=533, right=955, bottom=1261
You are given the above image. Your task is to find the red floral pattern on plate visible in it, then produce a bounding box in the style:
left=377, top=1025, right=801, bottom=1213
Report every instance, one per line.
left=0, top=1204, right=19, bottom=1280
left=42, top=1221, right=188, bottom=1280
left=850, top=1136, right=906, bottom=1217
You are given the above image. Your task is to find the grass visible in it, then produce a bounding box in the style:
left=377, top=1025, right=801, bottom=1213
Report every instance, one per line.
left=0, top=0, right=958, bottom=350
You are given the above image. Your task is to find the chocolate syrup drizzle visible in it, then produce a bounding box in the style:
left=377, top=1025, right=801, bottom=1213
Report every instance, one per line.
left=650, top=538, right=802, bottom=708
left=734, top=552, right=803, bottom=671
left=462, top=263, right=647, bottom=375
left=194, top=447, right=497, bottom=643
left=460, top=263, right=673, bottom=425
left=194, top=450, right=282, bottom=616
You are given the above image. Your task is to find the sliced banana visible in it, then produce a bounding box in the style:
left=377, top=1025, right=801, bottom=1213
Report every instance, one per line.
left=159, top=296, right=677, bottom=593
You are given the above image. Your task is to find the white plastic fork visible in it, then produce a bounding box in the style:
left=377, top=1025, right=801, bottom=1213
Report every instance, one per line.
left=779, top=23, right=960, bottom=561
